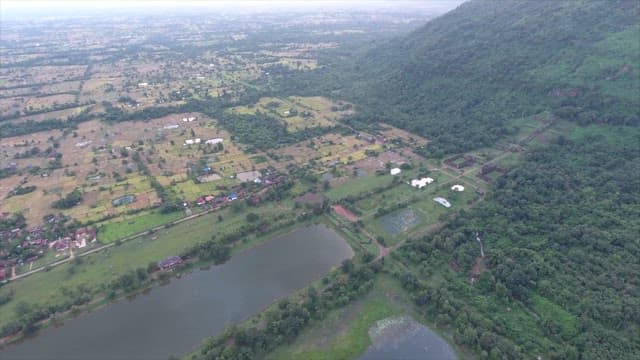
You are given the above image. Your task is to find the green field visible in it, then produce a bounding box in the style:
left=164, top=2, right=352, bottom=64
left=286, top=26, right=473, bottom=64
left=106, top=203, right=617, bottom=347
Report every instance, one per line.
left=97, top=210, right=185, bottom=243
left=354, top=175, right=476, bottom=246
left=325, top=175, right=393, bottom=201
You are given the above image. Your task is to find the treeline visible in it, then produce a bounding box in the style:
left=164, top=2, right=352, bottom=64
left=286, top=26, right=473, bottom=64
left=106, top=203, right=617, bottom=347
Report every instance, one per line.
left=0, top=106, right=94, bottom=139
left=394, top=126, right=640, bottom=359
left=190, top=261, right=380, bottom=360
left=7, top=185, right=37, bottom=198
left=51, top=188, right=83, bottom=209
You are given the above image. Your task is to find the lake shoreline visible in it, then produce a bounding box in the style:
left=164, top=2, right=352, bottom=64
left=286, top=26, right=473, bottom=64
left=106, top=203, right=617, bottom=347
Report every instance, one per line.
left=0, top=223, right=354, bottom=359
left=0, top=220, right=333, bottom=349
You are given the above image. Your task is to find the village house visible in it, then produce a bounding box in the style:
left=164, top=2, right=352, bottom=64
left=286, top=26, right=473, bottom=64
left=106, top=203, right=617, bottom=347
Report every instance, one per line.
left=74, top=227, right=97, bottom=248
left=158, top=255, right=183, bottom=271
left=451, top=184, right=465, bottom=192
left=410, top=177, right=434, bottom=189
left=390, top=168, right=402, bottom=176
left=205, top=138, right=223, bottom=145
left=434, top=197, right=452, bottom=208
left=51, top=238, right=69, bottom=252
left=184, top=138, right=201, bottom=145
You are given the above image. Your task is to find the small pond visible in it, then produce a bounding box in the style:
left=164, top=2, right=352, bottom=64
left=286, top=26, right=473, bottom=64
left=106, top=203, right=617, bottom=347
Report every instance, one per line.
left=379, top=208, right=422, bottom=235
left=360, top=316, right=457, bottom=360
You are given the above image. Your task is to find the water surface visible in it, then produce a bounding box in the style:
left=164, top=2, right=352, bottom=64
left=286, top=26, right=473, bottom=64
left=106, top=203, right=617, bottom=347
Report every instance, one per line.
left=379, top=208, right=421, bottom=235
left=0, top=224, right=353, bottom=360
left=360, top=316, right=457, bottom=360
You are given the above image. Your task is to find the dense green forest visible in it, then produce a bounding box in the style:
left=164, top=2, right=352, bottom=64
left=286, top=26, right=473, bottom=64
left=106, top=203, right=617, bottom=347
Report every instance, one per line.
left=396, top=126, right=640, bottom=358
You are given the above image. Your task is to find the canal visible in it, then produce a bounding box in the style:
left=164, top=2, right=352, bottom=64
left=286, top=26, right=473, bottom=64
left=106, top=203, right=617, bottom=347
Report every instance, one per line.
left=0, top=224, right=353, bottom=360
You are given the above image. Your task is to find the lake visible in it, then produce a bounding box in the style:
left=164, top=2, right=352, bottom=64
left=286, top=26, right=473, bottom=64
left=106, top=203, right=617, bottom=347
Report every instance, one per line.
left=360, top=316, right=457, bottom=360
left=0, top=224, right=353, bottom=360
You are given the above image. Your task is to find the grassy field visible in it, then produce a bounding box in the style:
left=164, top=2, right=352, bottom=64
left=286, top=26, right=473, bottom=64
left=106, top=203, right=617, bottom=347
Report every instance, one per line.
left=325, top=175, right=393, bottom=201
left=266, top=275, right=421, bottom=360
left=0, top=205, right=294, bottom=327
left=97, top=210, right=185, bottom=243
left=360, top=180, right=477, bottom=246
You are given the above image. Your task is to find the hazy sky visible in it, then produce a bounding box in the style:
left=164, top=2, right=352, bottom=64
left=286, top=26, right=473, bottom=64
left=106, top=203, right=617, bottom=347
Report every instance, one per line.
left=2, top=1, right=466, bottom=20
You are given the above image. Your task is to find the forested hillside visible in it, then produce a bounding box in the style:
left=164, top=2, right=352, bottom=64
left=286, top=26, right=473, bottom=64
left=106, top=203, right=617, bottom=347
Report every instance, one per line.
left=277, top=0, right=639, bottom=156
left=353, top=0, right=639, bottom=154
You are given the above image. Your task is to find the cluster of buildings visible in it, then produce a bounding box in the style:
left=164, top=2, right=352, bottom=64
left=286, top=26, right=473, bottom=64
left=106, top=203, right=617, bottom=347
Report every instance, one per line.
left=194, top=170, right=286, bottom=208
left=185, top=138, right=224, bottom=146
left=49, top=227, right=97, bottom=253
left=0, top=224, right=97, bottom=278
left=410, top=177, right=434, bottom=189
left=181, top=116, right=197, bottom=122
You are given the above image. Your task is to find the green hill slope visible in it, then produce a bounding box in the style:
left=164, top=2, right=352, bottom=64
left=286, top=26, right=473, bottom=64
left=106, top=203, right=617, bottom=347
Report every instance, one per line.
left=350, top=0, right=639, bottom=155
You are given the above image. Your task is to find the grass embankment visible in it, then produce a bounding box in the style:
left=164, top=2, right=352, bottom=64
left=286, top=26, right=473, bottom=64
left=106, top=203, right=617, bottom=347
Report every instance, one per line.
left=97, top=210, right=184, bottom=243
left=0, top=205, right=294, bottom=328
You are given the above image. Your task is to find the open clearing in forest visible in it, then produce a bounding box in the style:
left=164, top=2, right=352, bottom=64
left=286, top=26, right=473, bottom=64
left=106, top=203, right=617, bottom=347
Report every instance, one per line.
left=228, top=96, right=353, bottom=132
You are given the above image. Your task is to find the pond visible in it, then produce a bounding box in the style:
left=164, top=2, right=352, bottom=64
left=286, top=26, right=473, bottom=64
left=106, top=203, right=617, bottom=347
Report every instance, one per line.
left=0, top=224, right=353, bottom=360
left=379, top=208, right=422, bottom=235
left=360, top=316, right=457, bottom=360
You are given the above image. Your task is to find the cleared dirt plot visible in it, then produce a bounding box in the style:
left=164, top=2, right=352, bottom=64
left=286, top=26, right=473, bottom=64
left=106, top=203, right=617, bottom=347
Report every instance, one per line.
left=0, top=112, right=257, bottom=226
left=0, top=96, right=25, bottom=115
left=79, top=77, right=125, bottom=103
left=0, top=65, right=87, bottom=87
left=349, top=150, right=410, bottom=173
left=11, top=105, right=93, bottom=124
left=25, top=93, right=77, bottom=112
left=274, top=133, right=377, bottom=171
left=378, top=124, right=429, bottom=147
left=0, top=80, right=81, bottom=98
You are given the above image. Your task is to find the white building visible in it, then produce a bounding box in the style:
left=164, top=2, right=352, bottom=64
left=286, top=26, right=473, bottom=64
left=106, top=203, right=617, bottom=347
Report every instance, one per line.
left=410, top=177, right=434, bottom=188
left=163, top=124, right=179, bottom=130
left=205, top=138, right=224, bottom=145
left=451, top=184, right=465, bottom=192
left=182, top=117, right=197, bottom=122
left=390, top=168, right=402, bottom=176
left=184, top=138, right=201, bottom=145
left=434, top=197, right=451, bottom=208
left=137, top=82, right=148, bottom=87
